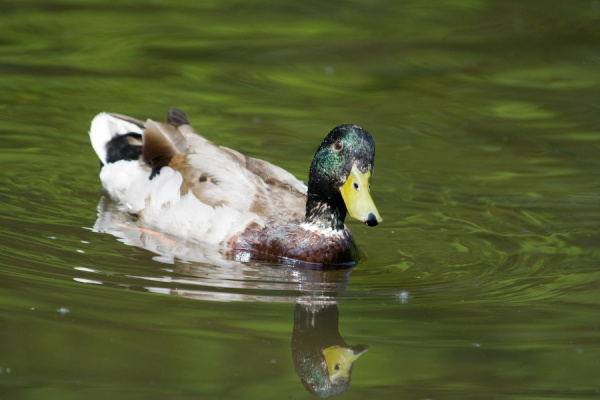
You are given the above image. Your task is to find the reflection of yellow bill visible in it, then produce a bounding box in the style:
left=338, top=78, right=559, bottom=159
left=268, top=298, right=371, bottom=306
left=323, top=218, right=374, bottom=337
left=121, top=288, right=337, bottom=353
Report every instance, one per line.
left=340, top=164, right=382, bottom=226
left=323, top=345, right=368, bottom=381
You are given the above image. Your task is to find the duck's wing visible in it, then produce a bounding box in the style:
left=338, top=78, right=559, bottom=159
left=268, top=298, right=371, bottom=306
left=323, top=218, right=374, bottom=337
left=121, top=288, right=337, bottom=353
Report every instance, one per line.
left=241, top=155, right=307, bottom=223
left=135, top=118, right=244, bottom=206
left=164, top=110, right=308, bottom=223
left=207, top=145, right=307, bottom=223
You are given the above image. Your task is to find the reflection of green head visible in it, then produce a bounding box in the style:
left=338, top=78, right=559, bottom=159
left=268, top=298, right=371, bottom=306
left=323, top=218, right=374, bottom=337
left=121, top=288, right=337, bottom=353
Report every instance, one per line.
left=291, top=302, right=368, bottom=398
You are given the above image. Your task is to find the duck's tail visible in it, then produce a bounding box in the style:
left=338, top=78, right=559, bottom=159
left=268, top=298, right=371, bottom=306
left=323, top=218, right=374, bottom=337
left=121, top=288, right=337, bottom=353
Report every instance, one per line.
left=89, top=113, right=145, bottom=165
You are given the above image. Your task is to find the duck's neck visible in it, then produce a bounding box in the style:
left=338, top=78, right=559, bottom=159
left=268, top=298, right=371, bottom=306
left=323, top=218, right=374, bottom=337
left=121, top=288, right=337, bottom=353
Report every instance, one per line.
left=304, top=192, right=347, bottom=232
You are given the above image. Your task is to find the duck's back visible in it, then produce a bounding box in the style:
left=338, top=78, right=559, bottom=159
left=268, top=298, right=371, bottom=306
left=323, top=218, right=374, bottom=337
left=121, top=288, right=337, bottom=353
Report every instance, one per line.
left=89, top=109, right=307, bottom=246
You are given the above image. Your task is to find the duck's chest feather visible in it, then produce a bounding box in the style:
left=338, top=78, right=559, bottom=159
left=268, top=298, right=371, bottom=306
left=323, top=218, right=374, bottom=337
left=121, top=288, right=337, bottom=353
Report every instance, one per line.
left=227, top=223, right=358, bottom=265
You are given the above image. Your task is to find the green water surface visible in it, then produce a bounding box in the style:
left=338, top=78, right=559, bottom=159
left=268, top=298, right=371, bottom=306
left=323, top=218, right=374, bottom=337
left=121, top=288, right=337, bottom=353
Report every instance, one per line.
left=1, top=1, right=599, bottom=399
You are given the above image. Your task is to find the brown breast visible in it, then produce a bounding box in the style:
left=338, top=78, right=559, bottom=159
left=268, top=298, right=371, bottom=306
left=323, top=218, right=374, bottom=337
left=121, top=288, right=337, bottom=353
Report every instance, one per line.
left=227, top=223, right=358, bottom=265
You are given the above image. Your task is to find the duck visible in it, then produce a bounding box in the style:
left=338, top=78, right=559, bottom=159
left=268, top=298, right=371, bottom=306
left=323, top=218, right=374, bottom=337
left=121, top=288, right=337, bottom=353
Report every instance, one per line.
left=89, top=108, right=381, bottom=265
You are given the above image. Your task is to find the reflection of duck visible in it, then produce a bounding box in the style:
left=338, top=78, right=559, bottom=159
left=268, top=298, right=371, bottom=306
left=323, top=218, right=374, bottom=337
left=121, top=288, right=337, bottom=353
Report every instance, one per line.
left=292, top=299, right=368, bottom=397
left=89, top=108, right=381, bottom=265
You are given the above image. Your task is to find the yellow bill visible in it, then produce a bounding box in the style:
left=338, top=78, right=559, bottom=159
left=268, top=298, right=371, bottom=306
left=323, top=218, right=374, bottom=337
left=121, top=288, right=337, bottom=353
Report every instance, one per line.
left=340, top=164, right=382, bottom=226
left=323, top=345, right=368, bottom=382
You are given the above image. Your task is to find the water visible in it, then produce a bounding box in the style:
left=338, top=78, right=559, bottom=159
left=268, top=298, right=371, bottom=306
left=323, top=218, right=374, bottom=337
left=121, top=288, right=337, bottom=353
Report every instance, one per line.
left=1, top=1, right=600, bottom=399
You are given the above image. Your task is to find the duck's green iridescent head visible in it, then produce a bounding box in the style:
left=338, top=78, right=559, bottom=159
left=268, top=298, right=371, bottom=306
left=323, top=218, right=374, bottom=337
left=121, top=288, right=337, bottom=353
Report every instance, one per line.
left=307, top=125, right=382, bottom=228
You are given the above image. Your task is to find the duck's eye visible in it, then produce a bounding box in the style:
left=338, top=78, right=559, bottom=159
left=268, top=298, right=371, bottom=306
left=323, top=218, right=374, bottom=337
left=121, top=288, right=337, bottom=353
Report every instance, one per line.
left=334, top=364, right=340, bottom=371
left=353, top=182, right=359, bottom=190
left=333, top=140, right=343, bottom=152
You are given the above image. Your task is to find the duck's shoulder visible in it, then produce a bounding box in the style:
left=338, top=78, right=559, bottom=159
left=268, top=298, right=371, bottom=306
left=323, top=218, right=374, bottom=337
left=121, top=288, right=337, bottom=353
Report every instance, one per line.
left=227, top=222, right=358, bottom=265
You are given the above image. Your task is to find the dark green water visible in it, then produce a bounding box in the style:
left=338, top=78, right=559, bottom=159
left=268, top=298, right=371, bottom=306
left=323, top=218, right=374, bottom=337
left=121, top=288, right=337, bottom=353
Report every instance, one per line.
left=1, top=1, right=599, bottom=399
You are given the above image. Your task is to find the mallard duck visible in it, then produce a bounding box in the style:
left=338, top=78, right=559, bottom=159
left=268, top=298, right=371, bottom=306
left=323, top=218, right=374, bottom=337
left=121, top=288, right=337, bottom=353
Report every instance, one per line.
left=89, top=108, right=381, bottom=265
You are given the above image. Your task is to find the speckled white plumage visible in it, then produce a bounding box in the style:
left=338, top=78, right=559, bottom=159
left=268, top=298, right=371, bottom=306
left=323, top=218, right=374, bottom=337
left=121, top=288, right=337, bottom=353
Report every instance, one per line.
left=89, top=112, right=307, bottom=246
